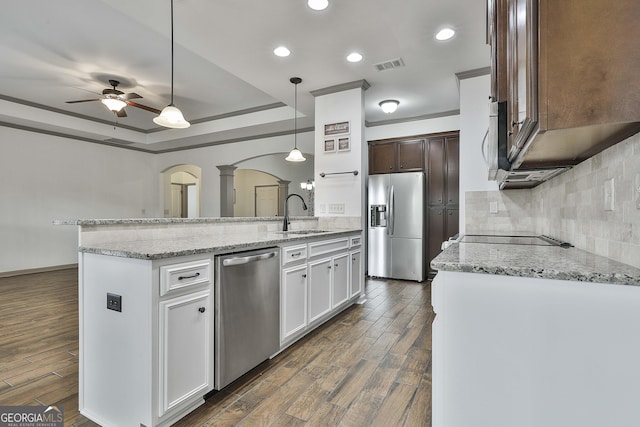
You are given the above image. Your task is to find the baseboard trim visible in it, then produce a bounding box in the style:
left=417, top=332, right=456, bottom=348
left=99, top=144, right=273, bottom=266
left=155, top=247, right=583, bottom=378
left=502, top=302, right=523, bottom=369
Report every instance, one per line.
left=0, top=264, right=78, bottom=278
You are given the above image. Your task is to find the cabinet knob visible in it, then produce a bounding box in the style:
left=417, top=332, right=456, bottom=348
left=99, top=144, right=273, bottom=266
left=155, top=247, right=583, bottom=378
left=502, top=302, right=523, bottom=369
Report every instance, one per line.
left=328, top=265, right=332, bottom=269
left=334, top=263, right=339, bottom=268
left=198, top=307, right=206, bottom=313
left=512, top=120, right=523, bottom=127
left=389, top=166, right=392, bottom=169
left=400, top=164, right=404, bottom=168
left=302, top=273, right=307, bottom=278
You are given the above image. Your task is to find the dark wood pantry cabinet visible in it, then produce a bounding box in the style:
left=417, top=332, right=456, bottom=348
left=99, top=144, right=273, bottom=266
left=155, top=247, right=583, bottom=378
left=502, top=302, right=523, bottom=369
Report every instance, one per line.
left=367, top=131, right=459, bottom=278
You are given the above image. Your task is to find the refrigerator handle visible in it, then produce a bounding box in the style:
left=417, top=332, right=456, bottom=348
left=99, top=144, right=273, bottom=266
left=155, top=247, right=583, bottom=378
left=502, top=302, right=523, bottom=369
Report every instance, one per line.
left=389, top=185, right=395, bottom=235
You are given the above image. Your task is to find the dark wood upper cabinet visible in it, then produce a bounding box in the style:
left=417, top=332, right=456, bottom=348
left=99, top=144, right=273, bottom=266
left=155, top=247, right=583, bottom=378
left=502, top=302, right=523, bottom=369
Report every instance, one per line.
left=488, top=0, right=640, bottom=169
left=369, top=143, right=396, bottom=174
left=369, top=139, right=424, bottom=174
left=445, top=137, right=459, bottom=204
left=427, top=138, right=445, bottom=205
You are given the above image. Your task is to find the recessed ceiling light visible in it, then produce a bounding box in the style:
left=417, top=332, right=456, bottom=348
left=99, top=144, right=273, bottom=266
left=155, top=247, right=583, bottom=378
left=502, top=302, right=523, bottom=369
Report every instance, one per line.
left=379, top=100, right=399, bottom=114
left=308, top=0, right=328, bottom=11
left=346, top=52, right=363, bottom=63
left=274, top=46, right=291, bottom=57
left=435, top=27, right=455, bottom=41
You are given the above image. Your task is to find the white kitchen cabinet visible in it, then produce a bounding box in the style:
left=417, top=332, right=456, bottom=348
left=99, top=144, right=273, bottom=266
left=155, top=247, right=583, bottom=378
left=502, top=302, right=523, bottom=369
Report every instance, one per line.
left=349, top=250, right=362, bottom=298
left=331, top=253, right=349, bottom=308
left=281, top=264, right=308, bottom=342
left=280, top=232, right=362, bottom=347
left=159, top=289, right=212, bottom=416
left=308, top=258, right=333, bottom=323
left=432, top=270, right=640, bottom=427
left=79, top=253, right=213, bottom=427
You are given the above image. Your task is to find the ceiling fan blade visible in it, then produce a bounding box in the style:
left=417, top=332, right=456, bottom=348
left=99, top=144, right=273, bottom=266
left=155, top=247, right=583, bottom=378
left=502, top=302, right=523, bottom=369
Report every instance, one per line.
left=127, top=101, right=161, bottom=115
left=124, top=92, right=143, bottom=100
left=116, top=109, right=128, bottom=118
left=66, top=99, right=101, bottom=104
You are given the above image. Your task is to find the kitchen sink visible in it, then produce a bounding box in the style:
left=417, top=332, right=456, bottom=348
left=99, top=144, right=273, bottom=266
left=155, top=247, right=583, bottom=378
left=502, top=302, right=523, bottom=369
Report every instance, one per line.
left=274, top=229, right=331, bottom=235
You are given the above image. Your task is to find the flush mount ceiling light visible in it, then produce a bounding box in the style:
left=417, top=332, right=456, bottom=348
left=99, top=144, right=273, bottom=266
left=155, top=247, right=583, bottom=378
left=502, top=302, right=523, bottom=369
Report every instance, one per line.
left=153, top=0, right=190, bottom=129
left=308, top=0, right=328, bottom=11
left=286, top=77, right=306, bottom=162
left=346, top=52, right=363, bottom=63
left=379, top=99, right=399, bottom=114
left=274, top=46, right=291, bottom=57
left=101, top=95, right=127, bottom=112
left=435, top=27, right=456, bottom=41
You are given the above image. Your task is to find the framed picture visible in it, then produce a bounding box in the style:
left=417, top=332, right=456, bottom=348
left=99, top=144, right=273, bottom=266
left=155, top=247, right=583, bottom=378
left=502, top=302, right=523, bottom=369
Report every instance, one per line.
left=324, top=121, right=350, bottom=137
left=337, top=136, right=351, bottom=152
left=323, top=138, right=336, bottom=153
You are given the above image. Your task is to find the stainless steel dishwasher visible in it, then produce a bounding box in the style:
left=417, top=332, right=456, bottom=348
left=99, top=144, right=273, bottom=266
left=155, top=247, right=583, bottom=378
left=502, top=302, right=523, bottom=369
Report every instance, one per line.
left=214, top=247, right=280, bottom=390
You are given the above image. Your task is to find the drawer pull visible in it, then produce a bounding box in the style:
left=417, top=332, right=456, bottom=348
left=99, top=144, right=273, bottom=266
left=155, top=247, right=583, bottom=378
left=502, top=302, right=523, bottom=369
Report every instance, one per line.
left=291, top=252, right=302, bottom=257
left=198, top=307, right=206, bottom=313
left=178, top=272, right=200, bottom=280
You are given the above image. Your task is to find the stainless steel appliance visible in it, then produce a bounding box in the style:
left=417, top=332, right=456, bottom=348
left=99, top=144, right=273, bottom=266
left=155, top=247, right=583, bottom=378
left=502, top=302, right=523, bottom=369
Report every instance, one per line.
left=368, top=172, right=425, bottom=281
left=215, top=247, right=280, bottom=390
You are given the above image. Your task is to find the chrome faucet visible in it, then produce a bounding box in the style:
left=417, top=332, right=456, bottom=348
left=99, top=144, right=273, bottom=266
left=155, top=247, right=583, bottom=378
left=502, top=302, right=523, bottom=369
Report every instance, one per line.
left=283, top=193, right=308, bottom=231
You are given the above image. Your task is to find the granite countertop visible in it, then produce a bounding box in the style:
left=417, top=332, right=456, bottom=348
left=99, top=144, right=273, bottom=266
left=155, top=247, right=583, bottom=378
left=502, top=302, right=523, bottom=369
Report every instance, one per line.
left=80, top=229, right=360, bottom=260
left=431, top=242, right=640, bottom=286
left=54, top=216, right=317, bottom=226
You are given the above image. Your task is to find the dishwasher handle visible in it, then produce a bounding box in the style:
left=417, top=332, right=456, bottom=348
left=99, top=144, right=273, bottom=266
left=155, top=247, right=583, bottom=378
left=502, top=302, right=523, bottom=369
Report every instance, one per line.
left=222, top=251, right=277, bottom=267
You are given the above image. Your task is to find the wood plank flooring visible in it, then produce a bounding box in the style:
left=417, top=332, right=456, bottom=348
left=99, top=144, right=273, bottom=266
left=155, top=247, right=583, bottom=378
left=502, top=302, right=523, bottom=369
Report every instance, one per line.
left=0, top=269, right=433, bottom=426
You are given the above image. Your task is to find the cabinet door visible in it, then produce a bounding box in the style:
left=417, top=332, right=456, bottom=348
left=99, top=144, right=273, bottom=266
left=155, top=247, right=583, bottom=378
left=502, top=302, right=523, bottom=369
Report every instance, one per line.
left=445, top=136, right=459, bottom=205
left=428, top=138, right=445, bottom=205
left=428, top=208, right=446, bottom=271
left=397, top=140, right=424, bottom=171
left=446, top=208, right=459, bottom=242
left=332, top=253, right=350, bottom=308
left=350, top=250, right=362, bottom=298
left=506, top=0, right=538, bottom=160
left=308, top=258, right=332, bottom=323
left=159, top=290, right=211, bottom=415
left=281, top=264, right=308, bottom=342
left=369, top=143, right=396, bottom=174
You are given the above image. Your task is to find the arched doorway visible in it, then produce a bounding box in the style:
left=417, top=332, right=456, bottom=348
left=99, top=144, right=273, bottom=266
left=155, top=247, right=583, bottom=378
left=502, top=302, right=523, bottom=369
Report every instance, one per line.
left=161, top=165, right=201, bottom=218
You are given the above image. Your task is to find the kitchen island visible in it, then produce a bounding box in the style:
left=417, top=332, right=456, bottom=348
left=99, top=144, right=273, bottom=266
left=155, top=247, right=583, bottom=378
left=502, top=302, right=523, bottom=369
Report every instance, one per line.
left=60, top=216, right=363, bottom=427
left=430, top=240, right=640, bottom=427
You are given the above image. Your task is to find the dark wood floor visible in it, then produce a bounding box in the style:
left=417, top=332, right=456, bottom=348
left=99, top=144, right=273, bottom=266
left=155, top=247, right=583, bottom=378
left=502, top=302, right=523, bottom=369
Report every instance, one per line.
left=0, top=269, right=433, bottom=427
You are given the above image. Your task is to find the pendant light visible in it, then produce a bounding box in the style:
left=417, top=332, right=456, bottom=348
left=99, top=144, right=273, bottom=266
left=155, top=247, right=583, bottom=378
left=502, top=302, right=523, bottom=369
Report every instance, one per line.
left=285, top=77, right=306, bottom=162
left=153, top=0, right=190, bottom=129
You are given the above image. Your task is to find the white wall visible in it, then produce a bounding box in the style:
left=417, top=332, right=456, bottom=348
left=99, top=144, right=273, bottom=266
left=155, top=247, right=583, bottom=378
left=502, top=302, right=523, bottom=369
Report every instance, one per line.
left=0, top=127, right=158, bottom=274
left=314, top=88, right=366, bottom=220
left=459, top=74, right=499, bottom=234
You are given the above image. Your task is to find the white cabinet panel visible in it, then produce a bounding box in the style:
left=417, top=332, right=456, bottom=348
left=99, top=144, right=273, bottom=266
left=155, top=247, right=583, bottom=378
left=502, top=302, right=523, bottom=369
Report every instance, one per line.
left=332, top=253, right=349, bottom=308
left=308, top=258, right=332, bottom=323
left=349, top=250, right=362, bottom=298
left=281, top=264, right=308, bottom=342
left=159, top=290, right=212, bottom=416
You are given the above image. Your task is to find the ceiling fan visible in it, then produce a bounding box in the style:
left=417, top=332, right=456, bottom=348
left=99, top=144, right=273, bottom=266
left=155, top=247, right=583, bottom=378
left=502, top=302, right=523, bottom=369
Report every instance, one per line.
left=66, top=79, right=161, bottom=117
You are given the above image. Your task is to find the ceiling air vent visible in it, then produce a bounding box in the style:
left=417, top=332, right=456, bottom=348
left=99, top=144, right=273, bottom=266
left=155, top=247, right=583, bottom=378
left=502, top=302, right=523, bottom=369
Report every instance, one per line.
left=374, top=58, right=405, bottom=72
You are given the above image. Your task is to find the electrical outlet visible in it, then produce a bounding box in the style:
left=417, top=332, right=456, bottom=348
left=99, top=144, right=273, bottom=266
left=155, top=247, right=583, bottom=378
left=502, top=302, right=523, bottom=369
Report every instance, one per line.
left=489, top=201, right=498, bottom=214
left=107, top=293, right=122, bottom=312
left=604, top=178, right=614, bottom=211
left=328, top=203, right=345, bottom=214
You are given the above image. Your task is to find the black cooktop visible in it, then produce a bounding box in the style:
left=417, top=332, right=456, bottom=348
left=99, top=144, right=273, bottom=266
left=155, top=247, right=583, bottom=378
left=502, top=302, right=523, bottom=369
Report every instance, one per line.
left=460, top=234, right=572, bottom=248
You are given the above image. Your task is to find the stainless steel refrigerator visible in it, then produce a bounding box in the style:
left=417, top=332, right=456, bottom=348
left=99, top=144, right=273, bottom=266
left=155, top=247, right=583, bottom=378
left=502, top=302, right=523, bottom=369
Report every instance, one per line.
left=368, top=172, right=425, bottom=281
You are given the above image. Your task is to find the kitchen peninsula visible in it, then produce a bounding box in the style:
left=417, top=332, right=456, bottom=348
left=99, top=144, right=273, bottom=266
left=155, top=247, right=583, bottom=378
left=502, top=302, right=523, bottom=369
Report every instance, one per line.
left=430, top=239, right=640, bottom=427
left=58, top=216, right=363, bottom=427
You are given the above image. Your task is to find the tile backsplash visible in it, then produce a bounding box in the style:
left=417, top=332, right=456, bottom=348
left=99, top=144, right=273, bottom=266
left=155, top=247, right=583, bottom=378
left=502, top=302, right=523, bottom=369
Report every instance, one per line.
left=466, top=132, right=640, bottom=268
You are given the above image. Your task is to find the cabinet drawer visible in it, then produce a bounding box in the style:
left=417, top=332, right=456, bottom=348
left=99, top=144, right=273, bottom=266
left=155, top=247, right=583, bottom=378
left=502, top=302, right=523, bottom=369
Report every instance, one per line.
left=282, top=244, right=308, bottom=266
left=350, top=235, right=362, bottom=248
left=160, top=259, right=211, bottom=296
left=308, top=238, right=349, bottom=258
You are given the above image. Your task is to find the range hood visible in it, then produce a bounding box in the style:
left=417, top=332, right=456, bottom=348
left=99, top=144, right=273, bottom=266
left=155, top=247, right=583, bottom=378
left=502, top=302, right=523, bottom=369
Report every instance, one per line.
left=485, top=101, right=570, bottom=190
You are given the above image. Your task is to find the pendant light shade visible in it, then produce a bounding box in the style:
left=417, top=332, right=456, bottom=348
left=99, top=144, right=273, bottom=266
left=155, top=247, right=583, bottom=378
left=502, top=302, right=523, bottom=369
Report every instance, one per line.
left=286, top=77, right=306, bottom=162
left=154, top=0, right=190, bottom=129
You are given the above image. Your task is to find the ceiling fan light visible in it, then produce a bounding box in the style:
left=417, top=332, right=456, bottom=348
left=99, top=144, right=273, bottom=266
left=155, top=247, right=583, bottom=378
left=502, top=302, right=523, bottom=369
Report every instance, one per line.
left=101, top=97, right=127, bottom=112
left=379, top=99, right=399, bottom=113
left=286, top=148, right=306, bottom=162
left=153, top=105, right=191, bottom=128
